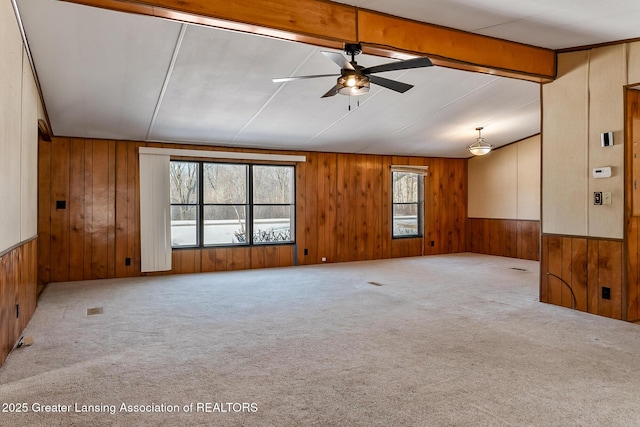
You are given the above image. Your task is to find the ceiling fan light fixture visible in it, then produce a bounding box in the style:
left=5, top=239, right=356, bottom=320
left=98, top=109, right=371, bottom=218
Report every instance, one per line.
left=337, top=72, right=370, bottom=96
left=468, top=127, right=494, bottom=156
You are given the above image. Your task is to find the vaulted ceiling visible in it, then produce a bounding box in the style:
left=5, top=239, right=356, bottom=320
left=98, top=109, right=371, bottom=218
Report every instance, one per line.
left=15, top=0, right=640, bottom=157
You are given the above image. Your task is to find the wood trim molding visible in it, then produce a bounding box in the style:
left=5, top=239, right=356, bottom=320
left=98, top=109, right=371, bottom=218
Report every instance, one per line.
left=0, top=235, right=37, bottom=259
left=61, top=0, right=556, bottom=82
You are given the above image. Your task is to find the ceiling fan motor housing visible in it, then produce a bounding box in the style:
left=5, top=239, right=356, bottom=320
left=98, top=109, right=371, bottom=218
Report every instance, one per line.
left=344, top=43, right=363, bottom=58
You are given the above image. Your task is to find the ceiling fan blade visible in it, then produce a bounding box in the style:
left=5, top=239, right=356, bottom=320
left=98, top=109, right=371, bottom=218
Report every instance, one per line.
left=321, top=84, right=340, bottom=98
left=321, top=51, right=355, bottom=70
left=273, top=74, right=338, bottom=83
left=362, top=57, right=433, bottom=74
left=368, top=75, right=414, bottom=93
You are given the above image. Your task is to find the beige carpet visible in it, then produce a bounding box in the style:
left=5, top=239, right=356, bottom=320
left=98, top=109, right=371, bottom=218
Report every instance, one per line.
left=1, top=253, right=640, bottom=426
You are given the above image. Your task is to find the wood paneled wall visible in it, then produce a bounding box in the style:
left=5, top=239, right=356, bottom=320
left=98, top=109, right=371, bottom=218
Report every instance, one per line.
left=540, top=235, right=623, bottom=319
left=38, top=138, right=467, bottom=284
left=466, top=219, right=540, bottom=261
left=0, top=238, right=37, bottom=366
left=627, top=89, right=640, bottom=321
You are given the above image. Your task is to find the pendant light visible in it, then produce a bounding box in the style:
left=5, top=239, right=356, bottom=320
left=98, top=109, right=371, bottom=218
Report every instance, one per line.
left=468, top=127, right=494, bottom=156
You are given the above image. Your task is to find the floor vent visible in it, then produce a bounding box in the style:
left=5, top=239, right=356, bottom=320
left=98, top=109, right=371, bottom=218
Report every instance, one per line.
left=87, top=307, right=103, bottom=316
left=510, top=267, right=527, bottom=272
left=367, top=281, right=384, bottom=286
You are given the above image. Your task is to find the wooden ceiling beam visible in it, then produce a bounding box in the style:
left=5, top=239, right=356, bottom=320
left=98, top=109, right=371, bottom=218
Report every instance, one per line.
left=62, top=0, right=556, bottom=82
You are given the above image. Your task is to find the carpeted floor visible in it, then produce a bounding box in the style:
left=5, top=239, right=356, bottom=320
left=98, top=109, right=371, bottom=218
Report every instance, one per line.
left=1, top=253, right=639, bottom=426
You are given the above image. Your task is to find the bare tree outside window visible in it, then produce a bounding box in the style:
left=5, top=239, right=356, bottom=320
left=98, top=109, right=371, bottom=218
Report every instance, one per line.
left=169, top=161, right=295, bottom=247
left=203, top=163, right=248, bottom=245
left=170, top=161, right=199, bottom=246
left=251, top=165, right=294, bottom=244
left=392, top=172, right=423, bottom=237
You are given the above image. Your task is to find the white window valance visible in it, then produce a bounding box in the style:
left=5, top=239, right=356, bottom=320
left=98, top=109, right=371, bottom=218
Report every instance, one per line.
left=139, top=147, right=306, bottom=163
left=390, top=165, right=429, bottom=176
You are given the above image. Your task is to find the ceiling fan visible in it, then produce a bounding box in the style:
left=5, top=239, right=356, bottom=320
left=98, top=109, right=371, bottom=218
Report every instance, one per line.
left=272, top=43, right=433, bottom=98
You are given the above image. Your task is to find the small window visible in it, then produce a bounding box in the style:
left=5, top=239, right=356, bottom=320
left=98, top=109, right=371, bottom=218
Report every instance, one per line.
left=392, top=171, right=423, bottom=238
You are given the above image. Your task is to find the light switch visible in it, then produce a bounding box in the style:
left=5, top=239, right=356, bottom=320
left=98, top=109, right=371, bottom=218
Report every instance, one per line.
left=603, top=192, right=612, bottom=205
left=594, top=192, right=602, bottom=205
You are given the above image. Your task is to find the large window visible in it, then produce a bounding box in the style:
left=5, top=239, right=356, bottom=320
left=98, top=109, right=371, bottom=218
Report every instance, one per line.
left=392, top=171, right=423, bottom=238
left=170, top=161, right=295, bottom=247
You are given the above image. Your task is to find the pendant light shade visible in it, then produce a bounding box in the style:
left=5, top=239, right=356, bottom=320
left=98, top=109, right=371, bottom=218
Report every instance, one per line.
left=468, top=127, right=494, bottom=156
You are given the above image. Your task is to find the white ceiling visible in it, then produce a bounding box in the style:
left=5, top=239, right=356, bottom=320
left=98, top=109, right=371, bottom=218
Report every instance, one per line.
left=15, top=0, right=640, bottom=158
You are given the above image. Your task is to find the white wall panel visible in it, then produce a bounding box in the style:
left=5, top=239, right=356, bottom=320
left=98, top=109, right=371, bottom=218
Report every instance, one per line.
left=468, top=135, right=539, bottom=220
left=21, top=50, right=38, bottom=241
left=468, top=143, right=518, bottom=219
left=542, top=51, right=589, bottom=236
left=517, top=135, right=541, bottom=220
left=628, top=41, right=640, bottom=85
left=0, top=2, right=24, bottom=252
left=588, top=45, right=625, bottom=239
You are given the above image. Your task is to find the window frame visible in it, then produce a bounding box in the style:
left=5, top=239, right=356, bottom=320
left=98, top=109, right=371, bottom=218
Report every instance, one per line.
left=169, top=160, right=201, bottom=247
left=170, top=160, right=296, bottom=249
left=391, top=170, right=424, bottom=239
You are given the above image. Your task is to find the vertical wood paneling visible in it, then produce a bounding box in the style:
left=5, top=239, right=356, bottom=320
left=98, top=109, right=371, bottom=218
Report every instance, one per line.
left=115, top=141, right=129, bottom=277
left=354, top=154, right=367, bottom=261
left=600, top=240, right=623, bottom=319
left=130, top=142, right=142, bottom=274
left=325, top=153, right=337, bottom=263
left=425, top=157, right=441, bottom=253
left=547, top=236, right=563, bottom=306
left=540, top=235, right=549, bottom=303
left=627, top=90, right=640, bottom=321
left=91, top=140, right=110, bottom=279
left=586, top=240, right=599, bottom=315
left=571, top=238, right=588, bottom=312
left=467, top=218, right=540, bottom=261
left=37, top=139, right=51, bottom=286
left=560, top=237, right=573, bottom=309
left=68, top=139, right=85, bottom=282
left=0, top=239, right=37, bottom=368
left=628, top=217, right=639, bottom=320
left=316, top=152, right=327, bottom=263
left=83, top=139, right=94, bottom=280
left=370, top=155, right=383, bottom=259
left=201, top=248, right=216, bottom=272
left=50, top=138, right=70, bottom=283
left=541, top=235, right=621, bottom=320
left=381, top=155, right=392, bottom=258
left=106, top=141, right=116, bottom=277
left=215, top=247, right=228, bottom=271
left=38, top=138, right=469, bottom=284
left=335, top=153, right=347, bottom=263
left=233, top=247, right=250, bottom=270
left=304, top=154, right=318, bottom=263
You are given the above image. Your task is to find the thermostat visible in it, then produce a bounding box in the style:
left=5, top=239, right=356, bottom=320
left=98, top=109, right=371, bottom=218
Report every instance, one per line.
left=593, top=167, right=611, bottom=178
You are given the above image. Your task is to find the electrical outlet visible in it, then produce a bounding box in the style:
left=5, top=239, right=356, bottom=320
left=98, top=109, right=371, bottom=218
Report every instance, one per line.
left=304, top=248, right=308, bottom=256
left=322, top=257, right=327, bottom=262
left=430, top=241, right=435, bottom=247
left=603, top=192, right=612, bottom=205
left=602, top=287, right=611, bottom=300
left=125, top=257, right=131, bottom=266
